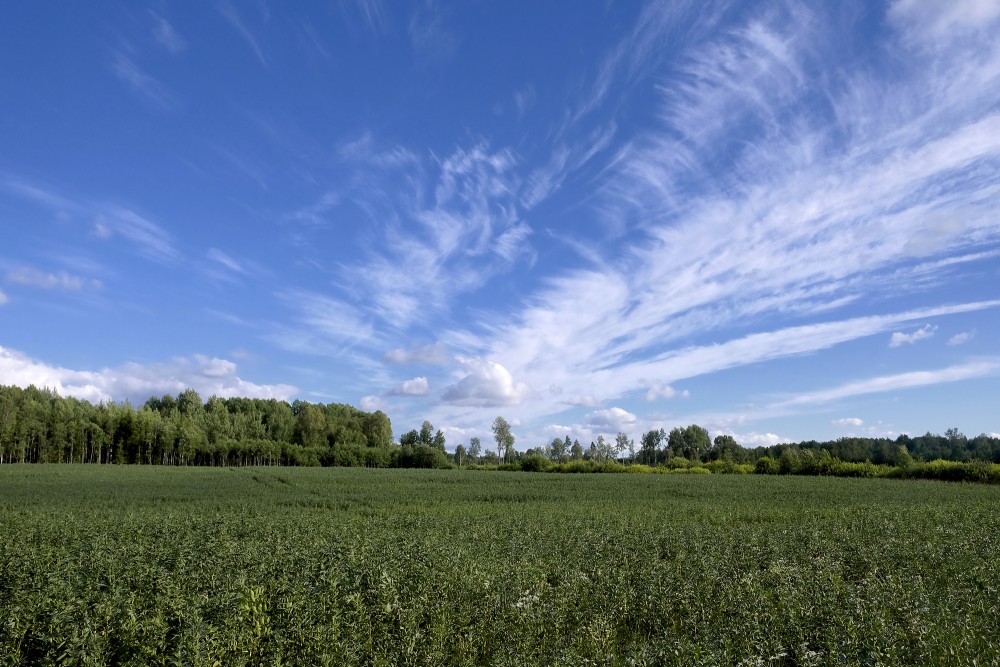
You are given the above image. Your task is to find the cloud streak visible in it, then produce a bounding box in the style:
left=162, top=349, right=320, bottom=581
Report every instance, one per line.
left=218, top=1, right=267, bottom=65
left=5, top=267, right=101, bottom=291
left=776, top=360, right=1000, bottom=409
left=4, top=178, right=181, bottom=264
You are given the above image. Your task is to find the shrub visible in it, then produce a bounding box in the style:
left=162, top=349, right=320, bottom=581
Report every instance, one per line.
left=518, top=454, right=553, bottom=472
left=755, top=457, right=780, bottom=475
left=778, top=448, right=801, bottom=475
left=664, top=456, right=694, bottom=470
left=830, top=460, right=889, bottom=478
left=671, top=466, right=711, bottom=475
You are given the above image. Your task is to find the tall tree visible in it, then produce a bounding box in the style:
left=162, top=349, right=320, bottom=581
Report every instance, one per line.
left=614, top=432, right=632, bottom=463
left=419, top=421, right=434, bottom=446
left=550, top=436, right=567, bottom=462
left=682, top=424, right=711, bottom=462
left=362, top=411, right=393, bottom=448
left=468, top=436, right=481, bottom=463
left=432, top=429, right=446, bottom=451
left=492, top=416, right=515, bottom=463
left=639, top=428, right=664, bottom=465
left=294, top=404, right=327, bottom=448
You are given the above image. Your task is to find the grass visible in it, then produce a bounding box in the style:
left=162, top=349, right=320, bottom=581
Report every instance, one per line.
left=1, top=466, right=999, bottom=665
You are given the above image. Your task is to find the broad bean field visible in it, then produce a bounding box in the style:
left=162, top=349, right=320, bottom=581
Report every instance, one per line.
left=1, top=466, right=998, bottom=665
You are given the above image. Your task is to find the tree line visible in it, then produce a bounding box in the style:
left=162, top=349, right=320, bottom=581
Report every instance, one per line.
left=504, top=425, right=1000, bottom=467
left=3, top=384, right=998, bottom=475
left=0, top=384, right=452, bottom=468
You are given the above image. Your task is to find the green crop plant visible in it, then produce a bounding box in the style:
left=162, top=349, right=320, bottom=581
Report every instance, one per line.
left=1, top=466, right=999, bottom=665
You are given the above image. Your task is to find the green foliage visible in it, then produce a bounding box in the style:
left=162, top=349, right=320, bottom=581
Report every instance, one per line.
left=2, top=467, right=1000, bottom=665
left=755, top=456, right=780, bottom=475
left=491, top=416, right=515, bottom=464
left=0, top=385, right=404, bottom=468
left=517, top=453, right=553, bottom=472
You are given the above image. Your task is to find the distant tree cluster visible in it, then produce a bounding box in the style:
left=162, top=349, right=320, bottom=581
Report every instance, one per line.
left=476, top=423, right=1000, bottom=473
left=0, top=384, right=447, bottom=468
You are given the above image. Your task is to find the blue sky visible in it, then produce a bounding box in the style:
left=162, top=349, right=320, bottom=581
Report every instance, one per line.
left=2, top=0, right=999, bottom=450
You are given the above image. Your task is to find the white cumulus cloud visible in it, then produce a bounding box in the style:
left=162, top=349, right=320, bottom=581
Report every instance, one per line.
left=645, top=383, right=689, bottom=401
left=359, top=395, right=384, bottom=412
left=889, top=324, right=937, bottom=347
left=833, top=417, right=864, bottom=427
left=947, top=330, right=975, bottom=346
left=388, top=376, right=430, bottom=396
left=441, top=356, right=532, bottom=406
left=585, top=407, right=638, bottom=432
left=735, top=432, right=785, bottom=448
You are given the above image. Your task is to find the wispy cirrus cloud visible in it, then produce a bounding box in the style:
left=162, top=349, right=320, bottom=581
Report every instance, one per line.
left=95, top=208, right=180, bottom=263
left=340, top=0, right=388, bottom=35
left=4, top=178, right=180, bottom=263
left=207, top=248, right=247, bottom=275
left=111, top=51, right=175, bottom=108
left=415, top=2, right=1000, bottom=435
left=269, top=289, right=378, bottom=357
left=383, top=342, right=448, bottom=365
left=151, top=12, right=186, bottom=53
left=775, top=360, right=1000, bottom=409
left=218, top=1, right=268, bottom=65
left=296, top=139, right=534, bottom=329
left=5, top=267, right=102, bottom=291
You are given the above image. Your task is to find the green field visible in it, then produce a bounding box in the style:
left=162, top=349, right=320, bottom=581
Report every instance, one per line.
left=1, top=467, right=999, bottom=666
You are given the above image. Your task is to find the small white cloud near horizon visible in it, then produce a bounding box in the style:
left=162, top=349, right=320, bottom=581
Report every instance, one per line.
left=645, top=383, right=689, bottom=401
left=714, top=430, right=784, bottom=448
left=388, top=376, right=430, bottom=396
left=947, top=330, right=975, bottom=346
left=586, top=407, right=638, bottom=433
left=833, top=417, right=864, bottom=427
left=359, top=395, right=384, bottom=412
left=889, top=324, right=937, bottom=347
